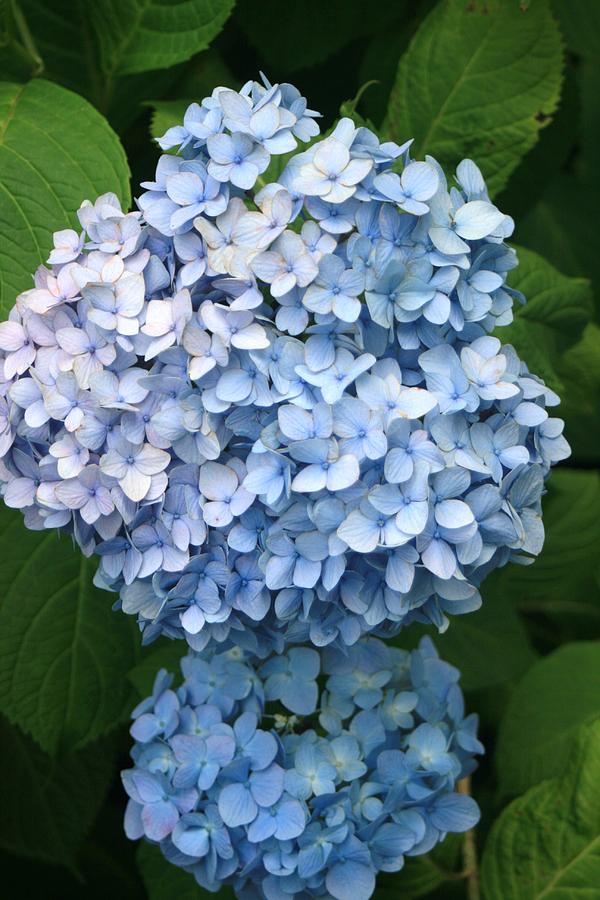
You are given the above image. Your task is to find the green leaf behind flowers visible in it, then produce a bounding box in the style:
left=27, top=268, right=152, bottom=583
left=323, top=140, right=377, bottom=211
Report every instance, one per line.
left=557, top=323, right=600, bottom=464
left=400, top=593, right=536, bottom=694
left=484, top=470, right=600, bottom=628
left=0, top=78, right=130, bottom=316
left=0, top=717, right=115, bottom=868
left=481, top=717, right=600, bottom=899
left=128, top=640, right=188, bottom=698
left=385, top=0, right=564, bottom=196
left=499, top=245, right=593, bottom=395
left=90, top=0, right=235, bottom=78
left=496, top=642, right=600, bottom=797
left=0, top=507, right=139, bottom=755
left=236, top=0, right=410, bottom=74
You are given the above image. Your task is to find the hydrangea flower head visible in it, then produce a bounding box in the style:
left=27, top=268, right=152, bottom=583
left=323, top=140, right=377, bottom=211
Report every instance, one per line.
left=122, top=636, right=482, bottom=898
left=0, top=73, right=569, bottom=656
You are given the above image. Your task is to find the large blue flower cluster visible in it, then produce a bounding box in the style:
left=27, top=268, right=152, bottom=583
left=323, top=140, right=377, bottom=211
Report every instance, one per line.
left=0, top=74, right=569, bottom=659
left=122, top=636, right=482, bottom=899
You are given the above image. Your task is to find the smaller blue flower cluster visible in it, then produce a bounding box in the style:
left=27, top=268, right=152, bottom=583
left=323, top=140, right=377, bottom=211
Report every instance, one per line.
left=122, top=637, right=482, bottom=899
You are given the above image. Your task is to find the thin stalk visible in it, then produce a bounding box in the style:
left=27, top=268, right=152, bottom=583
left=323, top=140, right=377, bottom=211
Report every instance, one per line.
left=458, top=776, right=481, bottom=900
left=10, top=0, right=43, bottom=75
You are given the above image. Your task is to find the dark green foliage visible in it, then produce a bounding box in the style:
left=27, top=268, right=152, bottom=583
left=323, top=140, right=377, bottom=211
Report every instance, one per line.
left=0, top=0, right=598, bottom=896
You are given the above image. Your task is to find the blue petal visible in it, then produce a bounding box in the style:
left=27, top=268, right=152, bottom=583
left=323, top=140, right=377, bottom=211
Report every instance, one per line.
left=326, top=860, right=376, bottom=900
left=429, top=793, right=480, bottom=832
left=218, top=782, right=258, bottom=827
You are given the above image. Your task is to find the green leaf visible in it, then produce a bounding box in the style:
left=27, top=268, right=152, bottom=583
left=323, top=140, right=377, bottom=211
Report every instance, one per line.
left=169, top=46, right=238, bottom=100
left=0, top=507, right=140, bottom=755
left=507, top=7, right=600, bottom=307
left=552, top=0, right=600, bottom=59
left=14, top=0, right=188, bottom=130
left=481, top=717, right=600, bottom=899
left=484, top=470, right=600, bottom=627
left=385, top=0, right=564, bottom=196
left=357, top=12, right=427, bottom=128
left=506, top=245, right=593, bottom=339
left=496, top=66, right=579, bottom=222
left=235, top=0, right=409, bottom=74
left=146, top=48, right=238, bottom=142
left=138, top=841, right=235, bottom=898
left=0, top=716, right=115, bottom=868
left=91, top=0, right=235, bottom=78
left=432, top=595, right=536, bottom=693
left=557, top=323, right=600, bottom=464
left=375, top=833, right=463, bottom=897
left=148, top=97, right=193, bottom=142
left=128, top=640, right=187, bottom=698
left=496, top=642, right=600, bottom=797
left=0, top=0, right=44, bottom=81
left=396, top=592, right=536, bottom=693
left=497, top=245, right=593, bottom=394
left=0, top=78, right=130, bottom=316
left=15, top=0, right=100, bottom=98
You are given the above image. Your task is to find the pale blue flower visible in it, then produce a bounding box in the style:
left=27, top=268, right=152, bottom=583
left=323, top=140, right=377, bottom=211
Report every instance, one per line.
left=199, top=461, right=254, bottom=527
left=243, top=450, right=291, bottom=506
left=305, top=196, right=359, bottom=234
left=303, top=255, right=365, bottom=322
left=285, top=740, right=337, bottom=799
left=296, top=349, right=375, bottom=404
left=174, top=232, right=209, bottom=287
left=121, top=635, right=482, bottom=895
left=206, top=132, right=270, bottom=190
left=374, top=161, right=439, bottom=215
left=251, top=231, right=318, bottom=298
left=234, top=187, right=293, bottom=250
left=54, top=463, right=114, bottom=523
left=332, top=397, right=386, bottom=461
left=428, top=195, right=506, bottom=256
left=261, top=647, right=320, bottom=715
left=293, top=134, right=373, bottom=203
left=289, top=437, right=360, bottom=493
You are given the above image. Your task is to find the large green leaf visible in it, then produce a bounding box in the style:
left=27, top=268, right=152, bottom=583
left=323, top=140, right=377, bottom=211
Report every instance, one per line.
left=481, top=718, right=600, bottom=899
left=517, top=176, right=598, bottom=279
left=90, top=0, right=235, bottom=78
left=0, top=78, right=130, bottom=316
left=385, top=0, right=563, bottom=196
left=0, top=507, right=139, bottom=755
left=0, top=716, right=115, bottom=868
left=496, top=642, right=600, bottom=797
left=11, top=0, right=188, bottom=129
left=557, top=323, right=600, bottom=464
left=357, top=7, right=434, bottom=128
left=497, top=245, right=593, bottom=394
left=512, top=9, right=600, bottom=306
left=484, top=470, right=600, bottom=627
left=495, top=66, right=579, bottom=222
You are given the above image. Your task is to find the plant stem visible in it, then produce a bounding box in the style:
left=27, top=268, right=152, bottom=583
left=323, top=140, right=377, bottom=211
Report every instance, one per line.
left=458, top=776, right=481, bottom=900
left=10, top=0, right=43, bottom=75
